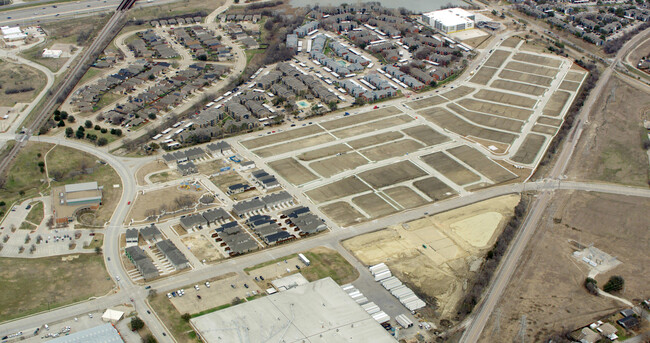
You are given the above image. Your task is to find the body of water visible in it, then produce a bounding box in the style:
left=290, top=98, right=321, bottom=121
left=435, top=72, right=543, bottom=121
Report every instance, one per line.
left=288, top=0, right=466, bottom=13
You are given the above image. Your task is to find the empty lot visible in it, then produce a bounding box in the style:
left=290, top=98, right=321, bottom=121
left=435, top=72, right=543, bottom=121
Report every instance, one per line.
left=268, top=158, right=318, bottom=185
left=358, top=161, right=427, bottom=188
left=241, top=125, right=323, bottom=149
left=306, top=177, right=370, bottom=204
left=421, top=152, right=481, bottom=185
left=448, top=146, right=517, bottom=184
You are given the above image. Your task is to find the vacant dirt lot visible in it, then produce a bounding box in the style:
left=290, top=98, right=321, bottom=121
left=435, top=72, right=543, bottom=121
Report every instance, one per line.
left=306, top=177, right=370, bottom=204
left=360, top=139, right=425, bottom=162
left=420, top=107, right=518, bottom=144
left=480, top=191, right=650, bottom=343
left=413, top=177, right=456, bottom=201
left=501, top=36, right=522, bottom=48
left=296, top=144, right=350, bottom=161
left=241, top=125, right=323, bottom=149
left=331, top=115, right=414, bottom=139
left=181, top=234, right=223, bottom=263
left=0, top=62, right=47, bottom=107
left=268, top=158, right=318, bottom=185
left=321, top=106, right=402, bottom=131
left=136, top=161, right=169, bottom=185
left=448, top=146, right=517, bottom=184
left=499, top=69, right=553, bottom=87
left=470, top=67, right=498, bottom=85
left=253, top=133, right=335, bottom=157
left=542, top=90, right=571, bottom=117
left=484, top=50, right=511, bottom=68
left=408, top=95, right=449, bottom=110
left=358, top=160, right=427, bottom=188
left=319, top=201, right=366, bottom=226
left=474, top=90, right=537, bottom=108
left=402, top=125, right=450, bottom=146
left=421, top=152, right=481, bottom=186
left=343, top=195, right=520, bottom=321
left=512, top=52, right=562, bottom=68
left=566, top=76, right=650, bottom=187
left=491, top=79, right=547, bottom=96
left=310, top=152, right=368, bottom=177
left=457, top=99, right=532, bottom=121
left=383, top=186, right=428, bottom=209
left=511, top=134, right=546, bottom=165
left=505, top=61, right=557, bottom=77
left=128, top=186, right=203, bottom=221
left=352, top=193, right=397, bottom=218
left=348, top=131, right=403, bottom=149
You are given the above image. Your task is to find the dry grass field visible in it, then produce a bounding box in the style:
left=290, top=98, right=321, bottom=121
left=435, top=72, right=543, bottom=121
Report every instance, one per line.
left=296, top=144, right=350, bottom=161
left=309, top=152, right=368, bottom=178
left=491, top=79, right=547, bottom=96
left=348, top=131, right=403, bottom=149
left=413, top=177, right=456, bottom=201
left=501, top=36, right=523, bottom=48
left=351, top=193, right=397, bottom=218
left=531, top=124, right=558, bottom=135
left=542, top=91, right=572, bottom=117
left=402, top=125, right=450, bottom=146
left=421, top=152, right=481, bottom=186
left=360, top=139, right=425, bottom=161
left=269, top=158, right=319, bottom=185
left=499, top=69, right=553, bottom=87
left=448, top=146, right=517, bottom=184
left=358, top=161, right=427, bottom=189
left=442, top=86, right=475, bottom=101
left=319, top=201, right=366, bottom=226
left=306, top=177, right=370, bottom=204
left=420, top=106, right=518, bottom=144
left=407, top=95, right=449, bottom=110
left=241, top=125, right=323, bottom=149
left=321, top=106, right=401, bottom=131
left=470, top=67, right=498, bottom=85
left=448, top=103, right=523, bottom=133
left=252, top=133, right=335, bottom=157
left=456, top=99, right=533, bottom=121
left=128, top=186, right=202, bottom=221
left=383, top=186, right=428, bottom=209
left=505, top=61, right=557, bottom=77
left=135, top=161, right=169, bottom=185
left=511, top=134, right=547, bottom=165
left=0, top=62, right=47, bottom=107
left=331, top=114, right=414, bottom=138
left=512, top=52, right=562, bottom=68
left=480, top=191, right=650, bottom=343
left=484, top=50, right=511, bottom=68
left=474, top=89, right=537, bottom=108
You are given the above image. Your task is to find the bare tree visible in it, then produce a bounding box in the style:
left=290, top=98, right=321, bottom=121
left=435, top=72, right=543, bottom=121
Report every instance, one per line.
left=29, top=244, right=36, bottom=254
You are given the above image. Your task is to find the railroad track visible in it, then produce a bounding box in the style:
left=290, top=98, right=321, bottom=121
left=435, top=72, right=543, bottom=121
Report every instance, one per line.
left=0, top=0, right=137, bottom=176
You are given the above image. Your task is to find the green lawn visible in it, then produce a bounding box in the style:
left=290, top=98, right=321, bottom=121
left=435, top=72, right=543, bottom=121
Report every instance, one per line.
left=300, top=247, right=359, bottom=285
left=245, top=49, right=265, bottom=67
left=84, top=233, right=104, bottom=250
left=94, top=92, right=122, bottom=112
left=25, top=201, right=44, bottom=225
left=78, top=67, right=104, bottom=86
left=0, top=143, right=52, bottom=217
left=0, top=254, right=113, bottom=322
left=19, top=222, right=37, bottom=230
left=148, top=294, right=200, bottom=343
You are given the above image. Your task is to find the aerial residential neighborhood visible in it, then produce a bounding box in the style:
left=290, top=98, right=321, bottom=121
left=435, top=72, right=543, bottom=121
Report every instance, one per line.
left=0, top=0, right=649, bottom=342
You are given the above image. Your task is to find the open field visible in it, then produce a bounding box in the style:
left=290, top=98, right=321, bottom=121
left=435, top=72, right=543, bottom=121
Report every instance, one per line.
left=268, top=158, right=318, bottom=185
left=241, top=125, right=323, bottom=149
left=512, top=52, right=562, bottom=68
left=47, top=145, right=122, bottom=225
left=501, top=36, right=522, bottom=48
left=564, top=70, right=586, bottom=82
left=360, top=139, right=424, bottom=161
left=442, top=86, right=475, bottom=101
left=536, top=116, right=563, bottom=126
left=456, top=99, right=533, bottom=121
left=358, top=161, right=427, bottom=188
left=542, top=90, right=571, bottom=117
left=470, top=67, right=498, bottom=85
left=135, top=161, right=169, bottom=185
left=25, top=201, right=44, bottom=225
left=448, top=146, right=517, bottom=184
left=559, top=80, right=580, bottom=91
left=149, top=170, right=182, bottom=184
left=499, top=69, right=553, bottom=87
left=309, top=152, right=368, bottom=178
left=505, top=61, right=557, bottom=77
left=0, top=143, right=52, bottom=214
left=413, top=177, right=456, bottom=201
left=306, top=177, right=370, bottom=204
left=382, top=186, right=427, bottom=209
left=421, top=152, right=481, bottom=185
left=180, top=234, right=222, bottom=263
left=0, top=254, right=112, bottom=322
left=402, top=125, right=450, bottom=146
left=474, top=89, right=537, bottom=108
left=352, top=193, right=397, bottom=218
left=252, top=133, right=335, bottom=157
left=531, top=124, right=557, bottom=135
left=407, top=95, right=449, bottom=110
left=348, top=131, right=403, bottom=149
left=420, top=107, right=518, bottom=144
left=566, top=76, right=650, bottom=186
left=296, top=144, right=350, bottom=161
left=491, top=79, right=546, bottom=96
left=511, top=134, right=546, bottom=164
left=128, top=186, right=203, bottom=221
left=484, top=50, right=511, bottom=68
left=197, top=160, right=227, bottom=175
left=0, top=62, right=47, bottom=107
left=300, top=247, right=360, bottom=285
left=319, top=201, right=366, bottom=226
left=331, top=114, right=414, bottom=139
left=320, top=106, right=401, bottom=131
left=343, top=195, right=520, bottom=321
left=479, top=191, right=650, bottom=343
left=448, top=103, right=523, bottom=133
left=149, top=293, right=197, bottom=343
left=210, top=171, right=259, bottom=200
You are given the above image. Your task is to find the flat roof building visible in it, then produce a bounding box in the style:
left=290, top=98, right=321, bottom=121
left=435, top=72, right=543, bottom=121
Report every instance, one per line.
left=47, top=323, right=123, bottom=343
left=422, top=8, right=475, bottom=33
left=190, top=277, right=396, bottom=343
left=52, top=182, right=103, bottom=225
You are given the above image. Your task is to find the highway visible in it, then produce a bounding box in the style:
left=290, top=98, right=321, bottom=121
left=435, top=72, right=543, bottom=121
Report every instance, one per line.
left=458, top=23, right=650, bottom=343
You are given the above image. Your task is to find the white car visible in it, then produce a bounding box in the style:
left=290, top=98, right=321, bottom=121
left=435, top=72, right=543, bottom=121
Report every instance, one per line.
left=115, top=276, right=120, bottom=281
left=194, top=285, right=200, bottom=291
left=167, top=293, right=172, bottom=299
left=205, top=282, right=211, bottom=288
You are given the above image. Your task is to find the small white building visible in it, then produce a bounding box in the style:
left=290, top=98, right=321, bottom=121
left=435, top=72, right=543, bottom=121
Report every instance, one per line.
left=42, top=49, right=63, bottom=58
left=422, top=8, right=475, bottom=33
left=1, top=26, right=27, bottom=42
left=240, top=160, right=255, bottom=171
left=101, top=309, right=124, bottom=323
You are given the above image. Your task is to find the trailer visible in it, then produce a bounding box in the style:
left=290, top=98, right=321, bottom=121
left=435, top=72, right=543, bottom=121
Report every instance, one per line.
left=404, top=299, right=426, bottom=311
left=369, top=263, right=387, bottom=272
left=355, top=296, right=368, bottom=305
left=374, top=270, right=392, bottom=282
left=396, top=314, right=414, bottom=328
left=372, top=311, right=390, bottom=324
left=362, top=302, right=377, bottom=312
left=161, top=128, right=172, bottom=134
left=298, top=253, right=310, bottom=266
left=152, top=134, right=162, bottom=140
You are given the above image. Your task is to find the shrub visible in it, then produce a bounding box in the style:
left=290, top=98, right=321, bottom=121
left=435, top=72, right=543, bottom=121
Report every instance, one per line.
left=603, top=275, right=624, bottom=292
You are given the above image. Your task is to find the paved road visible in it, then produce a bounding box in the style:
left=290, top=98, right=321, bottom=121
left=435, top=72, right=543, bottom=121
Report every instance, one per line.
left=458, top=23, right=650, bottom=343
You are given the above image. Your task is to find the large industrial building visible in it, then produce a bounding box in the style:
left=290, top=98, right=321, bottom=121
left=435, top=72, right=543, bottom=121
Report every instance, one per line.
left=52, top=182, right=103, bottom=225
left=190, top=277, right=396, bottom=343
left=47, top=323, right=123, bottom=343
left=422, top=8, right=476, bottom=33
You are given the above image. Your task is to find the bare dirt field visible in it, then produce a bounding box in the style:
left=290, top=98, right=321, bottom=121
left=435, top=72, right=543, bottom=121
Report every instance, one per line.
left=210, top=171, right=250, bottom=194
left=360, top=139, right=425, bottom=161
left=505, top=61, right=557, bottom=77
left=342, top=195, right=520, bottom=321
left=501, top=36, right=523, bottom=48
left=306, top=177, right=370, bottom=204
left=491, top=79, right=546, bottom=96
left=319, top=201, right=366, bottom=226
left=420, top=106, right=518, bottom=144
left=484, top=50, right=511, bottom=68
left=268, top=158, right=318, bottom=185
left=331, top=114, right=414, bottom=139
left=383, top=186, right=428, bottom=209
left=421, top=152, right=481, bottom=186
left=253, top=133, right=335, bottom=157
left=559, top=80, right=581, bottom=91
left=480, top=191, right=650, bottom=343
left=348, top=131, right=403, bottom=149
left=149, top=170, right=182, bottom=183
left=536, top=116, right=563, bottom=126
left=456, top=99, right=533, bottom=121
left=474, top=89, right=537, bottom=108
left=511, top=134, right=546, bottom=165
left=413, top=177, right=456, bottom=201
left=352, top=193, right=397, bottom=218
left=408, top=95, right=449, bottom=110
left=531, top=124, right=557, bottom=135
left=566, top=76, right=650, bottom=187
left=542, top=90, right=571, bottom=117
left=564, top=70, right=586, bottom=82
left=470, top=67, right=498, bottom=85
left=241, top=125, right=323, bottom=149
left=402, top=125, right=450, bottom=146
left=128, top=186, right=203, bottom=221
left=512, top=52, right=562, bottom=68
left=296, top=144, right=350, bottom=161
left=448, top=146, right=517, bottom=184
left=358, top=160, right=427, bottom=188
left=441, top=86, right=475, bottom=101
left=448, top=103, right=523, bottom=133
left=321, top=106, right=402, bottom=130
left=197, top=160, right=227, bottom=175
left=180, top=234, right=223, bottom=263
left=136, top=161, right=169, bottom=185
left=309, top=152, right=368, bottom=178
left=499, top=69, right=553, bottom=87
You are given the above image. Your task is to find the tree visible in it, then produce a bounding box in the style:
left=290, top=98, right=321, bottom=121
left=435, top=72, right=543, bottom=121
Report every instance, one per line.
left=584, top=277, right=598, bottom=295
left=94, top=125, right=101, bottom=130
left=603, top=275, right=624, bottom=292
left=148, top=113, right=157, bottom=120
left=130, top=316, right=145, bottom=331
left=67, top=115, right=75, bottom=123
left=94, top=246, right=102, bottom=254
left=60, top=111, right=68, bottom=120
left=181, top=313, right=191, bottom=322
left=328, top=101, right=337, bottom=111
left=143, top=334, right=157, bottom=343
left=97, top=137, right=108, bottom=146
left=75, top=130, right=85, bottom=139
left=65, top=127, right=74, bottom=137
left=84, top=120, right=93, bottom=129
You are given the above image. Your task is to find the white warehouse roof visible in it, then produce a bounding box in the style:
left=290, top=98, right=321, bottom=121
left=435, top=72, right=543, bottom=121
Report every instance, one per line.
left=423, top=8, right=475, bottom=27
left=190, top=277, right=395, bottom=343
